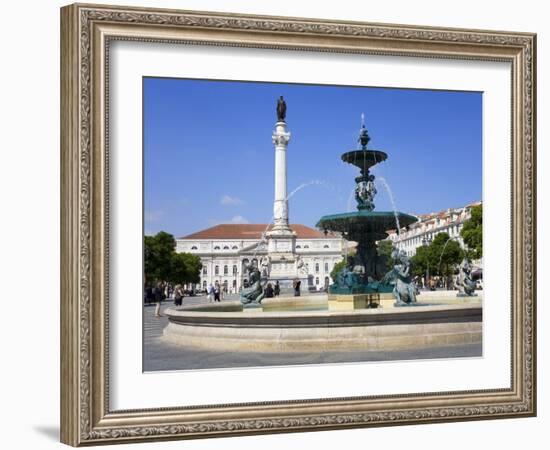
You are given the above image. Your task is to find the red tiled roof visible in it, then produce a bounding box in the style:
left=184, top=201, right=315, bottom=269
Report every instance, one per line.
left=180, top=224, right=329, bottom=240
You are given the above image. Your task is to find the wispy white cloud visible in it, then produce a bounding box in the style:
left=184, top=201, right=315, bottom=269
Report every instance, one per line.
left=220, top=195, right=245, bottom=206
left=229, top=215, right=249, bottom=224
left=208, top=215, right=250, bottom=226
left=144, top=210, right=164, bottom=223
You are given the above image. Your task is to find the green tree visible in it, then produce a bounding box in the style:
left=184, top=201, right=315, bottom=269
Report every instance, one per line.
left=461, top=204, right=483, bottom=259
left=330, top=259, right=346, bottom=281
left=411, top=232, right=462, bottom=281
left=429, top=232, right=462, bottom=277
left=174, top=252, right=202, bottom=284
left=411, top=245, right=430, bottom=278
left=144, top=231, right=176, bottom=283
left=377, top=239, right=394, bottom=274
left=169, top=252, right=189, bottom=284
left=144, top=231, right=203, bottom=285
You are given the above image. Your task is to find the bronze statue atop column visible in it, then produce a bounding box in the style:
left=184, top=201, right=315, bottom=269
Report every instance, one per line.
left=276, top=95, right=287, bottom=122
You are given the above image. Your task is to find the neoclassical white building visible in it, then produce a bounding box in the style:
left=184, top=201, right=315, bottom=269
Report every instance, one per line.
left=388, top=201, right=481, bottom=257
left=176, top=224, right=344, bottom=292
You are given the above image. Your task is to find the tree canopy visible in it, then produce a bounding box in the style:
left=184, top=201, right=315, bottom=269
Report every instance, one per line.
left=330, top=258, right=346, bottom=281
left=144, top=231, right=202, bottom=284
left=377, top=239, right=395, bottom=275
left=461, top=204, right=482, bottom=259
left=411, top=232, right=462, bottom=278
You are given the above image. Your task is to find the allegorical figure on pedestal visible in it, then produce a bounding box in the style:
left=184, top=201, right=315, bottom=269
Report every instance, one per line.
left=276, top=95, right=287, bottom=122
left=240, top=263, right=265, bottom=306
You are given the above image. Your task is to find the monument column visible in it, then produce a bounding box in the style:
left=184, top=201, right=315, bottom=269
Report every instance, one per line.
left=272, top=120, right=291, bottom=231
left=265, top=97, right=306, bottom=292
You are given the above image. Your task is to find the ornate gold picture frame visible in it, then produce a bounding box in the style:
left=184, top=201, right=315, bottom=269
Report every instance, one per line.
left=60, top=3, right=536, bottom=446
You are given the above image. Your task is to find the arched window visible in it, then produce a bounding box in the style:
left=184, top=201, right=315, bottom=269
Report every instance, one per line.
left=323, top=244, right=329, bottom=248
left=315, top=277, right=319, bottom=285
left=232, top=245, right=238, bottom=250
left=232, top=265, right=238, bottom=275
left=296, top=245, right=301, bottom=249
left=315, top=263, right=319, bottom=273
left=214, top=246, right=220, bottom=250
left=202, top=280, right=207, bottom=289
left=324, top=262, right=329, bottom=272
left=214, top=265, right=219, bottom=275
left=202, top=266, right=207, bottom=275
left=304, top=245, right=310, bottom=249
left=223, top=265, right=228, bottom=275
left=324, top=276, right=329, bottom=288
left=223, top=246, right=229, bottom=250
left=191, top=245, right=198, bottom=250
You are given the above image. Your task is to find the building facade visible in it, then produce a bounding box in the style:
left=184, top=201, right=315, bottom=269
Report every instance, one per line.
left=176, top=224, right=344, bottom=293
left=387, top=201, right=481, bottom=257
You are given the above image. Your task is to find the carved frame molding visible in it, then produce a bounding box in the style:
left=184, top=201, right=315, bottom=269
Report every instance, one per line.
left=61, top=3, right=536, bottom=446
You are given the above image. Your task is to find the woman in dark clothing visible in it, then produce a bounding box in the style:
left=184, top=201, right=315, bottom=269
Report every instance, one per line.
left=274, top=281, right=280, bottom=297
left=153, top=282, right=163, bottom=317
left=264, top=283, right=274, bottom=298
left=293, top=279, right=301, bottom=297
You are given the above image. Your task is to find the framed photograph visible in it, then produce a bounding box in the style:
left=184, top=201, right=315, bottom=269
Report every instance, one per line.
left=60, top=3, right=536, bottom=446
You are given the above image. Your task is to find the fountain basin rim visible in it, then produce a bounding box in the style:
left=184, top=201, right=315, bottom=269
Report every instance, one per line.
left=316, top=211, right=418, bottom=232
left=166, top=301, right=482, bottom=323
left=317, top=210, right=418, bottom=221
left=341, top=150, right=388, bottom=169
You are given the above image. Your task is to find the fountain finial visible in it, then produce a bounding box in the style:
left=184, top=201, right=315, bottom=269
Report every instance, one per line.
left=358, top=114, right=370, bottom=150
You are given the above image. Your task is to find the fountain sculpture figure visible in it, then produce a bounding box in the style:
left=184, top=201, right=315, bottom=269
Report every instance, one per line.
left=456, top=258, right=478, bottom=297
left=316, top=116, right=418, bottom=295
left=383, top=250, right=418, bottom=306
left=240, top=263, right=265, bottom=307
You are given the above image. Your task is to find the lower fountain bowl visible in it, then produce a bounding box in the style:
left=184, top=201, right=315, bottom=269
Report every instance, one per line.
left=162, top=295, right=482, bottom=353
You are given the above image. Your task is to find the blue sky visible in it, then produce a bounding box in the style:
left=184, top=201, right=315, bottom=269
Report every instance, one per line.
left=144, top=77, right=482, bottom=237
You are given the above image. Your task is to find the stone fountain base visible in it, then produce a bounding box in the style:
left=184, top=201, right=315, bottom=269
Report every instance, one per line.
left=162, top=296, right=482, bottom=353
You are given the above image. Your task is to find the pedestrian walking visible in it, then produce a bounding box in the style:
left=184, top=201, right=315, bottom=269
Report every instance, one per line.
left=214, top=283, right=221, bottom=302
left=293, top=279, right=301, bottom=297
left=207, top=283, right=214, bottom=302
left=153, top=282, right=163, bottom=317
left=174, top=284, right=183, bottom=307
left=274, top=280, right=280, bottom=297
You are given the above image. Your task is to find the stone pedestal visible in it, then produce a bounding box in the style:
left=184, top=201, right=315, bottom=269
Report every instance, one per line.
left=328, top=294, right=369, bottom=310
left=328, top=293, right=397, bottom=310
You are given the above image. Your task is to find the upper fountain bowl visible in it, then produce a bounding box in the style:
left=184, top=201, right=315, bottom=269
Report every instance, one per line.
left=342, top=150, right=388, bottom=172
left=316, top=210, right=418, bottom=242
